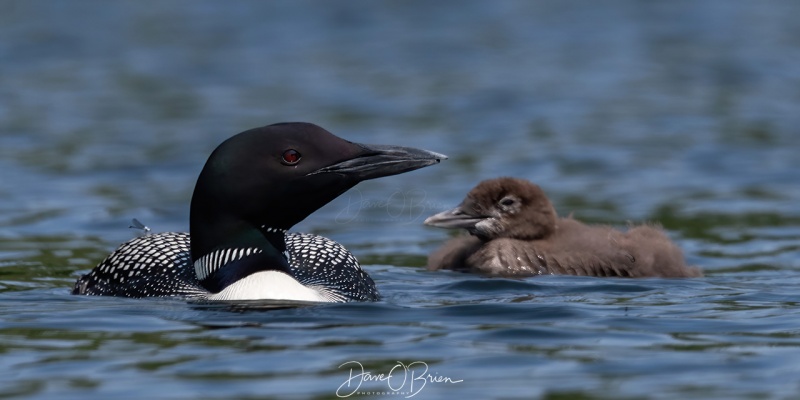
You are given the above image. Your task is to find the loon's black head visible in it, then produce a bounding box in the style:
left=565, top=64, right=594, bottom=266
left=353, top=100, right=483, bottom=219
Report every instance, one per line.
left=424, top=177, right=557, bottom=241
left=189, top=122, right=445, bottom=290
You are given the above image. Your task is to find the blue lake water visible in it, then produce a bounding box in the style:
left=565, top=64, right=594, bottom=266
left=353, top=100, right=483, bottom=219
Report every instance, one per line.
left=1, top=1, right=799, bottom=399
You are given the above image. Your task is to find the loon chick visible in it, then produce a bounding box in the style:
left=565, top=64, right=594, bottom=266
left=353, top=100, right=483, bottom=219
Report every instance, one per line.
left=72, top=122, right=446, bottom=302
left=424, top=177, right=702, bottom=278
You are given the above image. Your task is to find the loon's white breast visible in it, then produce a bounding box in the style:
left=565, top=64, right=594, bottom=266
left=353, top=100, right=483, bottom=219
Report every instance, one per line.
left=206, top=270, right=333, bottom=302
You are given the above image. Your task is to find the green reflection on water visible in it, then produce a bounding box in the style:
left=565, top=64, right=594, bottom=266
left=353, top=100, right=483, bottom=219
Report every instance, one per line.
left=0, top=235, right=106, bottom=292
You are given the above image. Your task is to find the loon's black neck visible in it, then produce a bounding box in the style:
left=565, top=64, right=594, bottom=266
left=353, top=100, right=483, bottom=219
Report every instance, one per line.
left=189, top=214, right=290, bottom=292
left=188, top=173, right=356, bottom=292
left=188, top=171, right=357, bottom=264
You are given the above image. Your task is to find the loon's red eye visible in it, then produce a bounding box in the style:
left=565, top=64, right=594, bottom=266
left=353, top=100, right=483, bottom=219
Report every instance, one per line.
left=281, top=149, right=301, bottom=165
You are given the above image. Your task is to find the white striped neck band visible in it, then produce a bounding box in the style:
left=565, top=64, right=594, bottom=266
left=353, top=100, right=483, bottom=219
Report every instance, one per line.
left=261, top=226, right=287, bottom=234
left=193, top=247, right=263, bottom=281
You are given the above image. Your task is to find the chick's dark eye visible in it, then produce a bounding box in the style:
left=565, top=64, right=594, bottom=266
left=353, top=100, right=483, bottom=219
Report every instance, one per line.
left=281, top=149, right=301, bottom=165
left=500, top=198, right=515, bottom=206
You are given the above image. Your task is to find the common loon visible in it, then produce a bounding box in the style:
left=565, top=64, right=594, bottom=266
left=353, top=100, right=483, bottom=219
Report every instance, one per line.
left=424, top=177, right=702, bottom=278
left=72, top=122, right=446, bottom=302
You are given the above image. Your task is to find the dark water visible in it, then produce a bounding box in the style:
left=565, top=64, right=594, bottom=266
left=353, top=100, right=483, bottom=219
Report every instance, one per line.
left=2, top=1, right=799, bottom=399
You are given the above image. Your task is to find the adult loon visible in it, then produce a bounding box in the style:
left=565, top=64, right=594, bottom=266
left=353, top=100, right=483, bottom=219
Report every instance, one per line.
left=424, top=177, right=702, bottom=278
left=72, top=122, right=446, bottom=302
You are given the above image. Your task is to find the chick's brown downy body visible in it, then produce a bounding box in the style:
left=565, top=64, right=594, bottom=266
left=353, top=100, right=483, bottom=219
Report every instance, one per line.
left=425, top=177, right=702, bottom=278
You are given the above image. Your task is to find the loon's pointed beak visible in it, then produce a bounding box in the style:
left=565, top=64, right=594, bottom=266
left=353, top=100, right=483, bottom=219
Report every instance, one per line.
left=309, top=143, right=447, bottom=181
left=424, top=206, right=486, bottom=229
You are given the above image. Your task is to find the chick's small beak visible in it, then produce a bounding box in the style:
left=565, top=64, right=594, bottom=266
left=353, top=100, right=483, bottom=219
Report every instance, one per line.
left=424, top=206, right=486, bottom=230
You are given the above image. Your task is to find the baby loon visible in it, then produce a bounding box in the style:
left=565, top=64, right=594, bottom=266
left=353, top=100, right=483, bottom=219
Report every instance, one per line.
left=72, top=122, right=446, bottom=302
left=424, top=177, right=702, bottom=278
